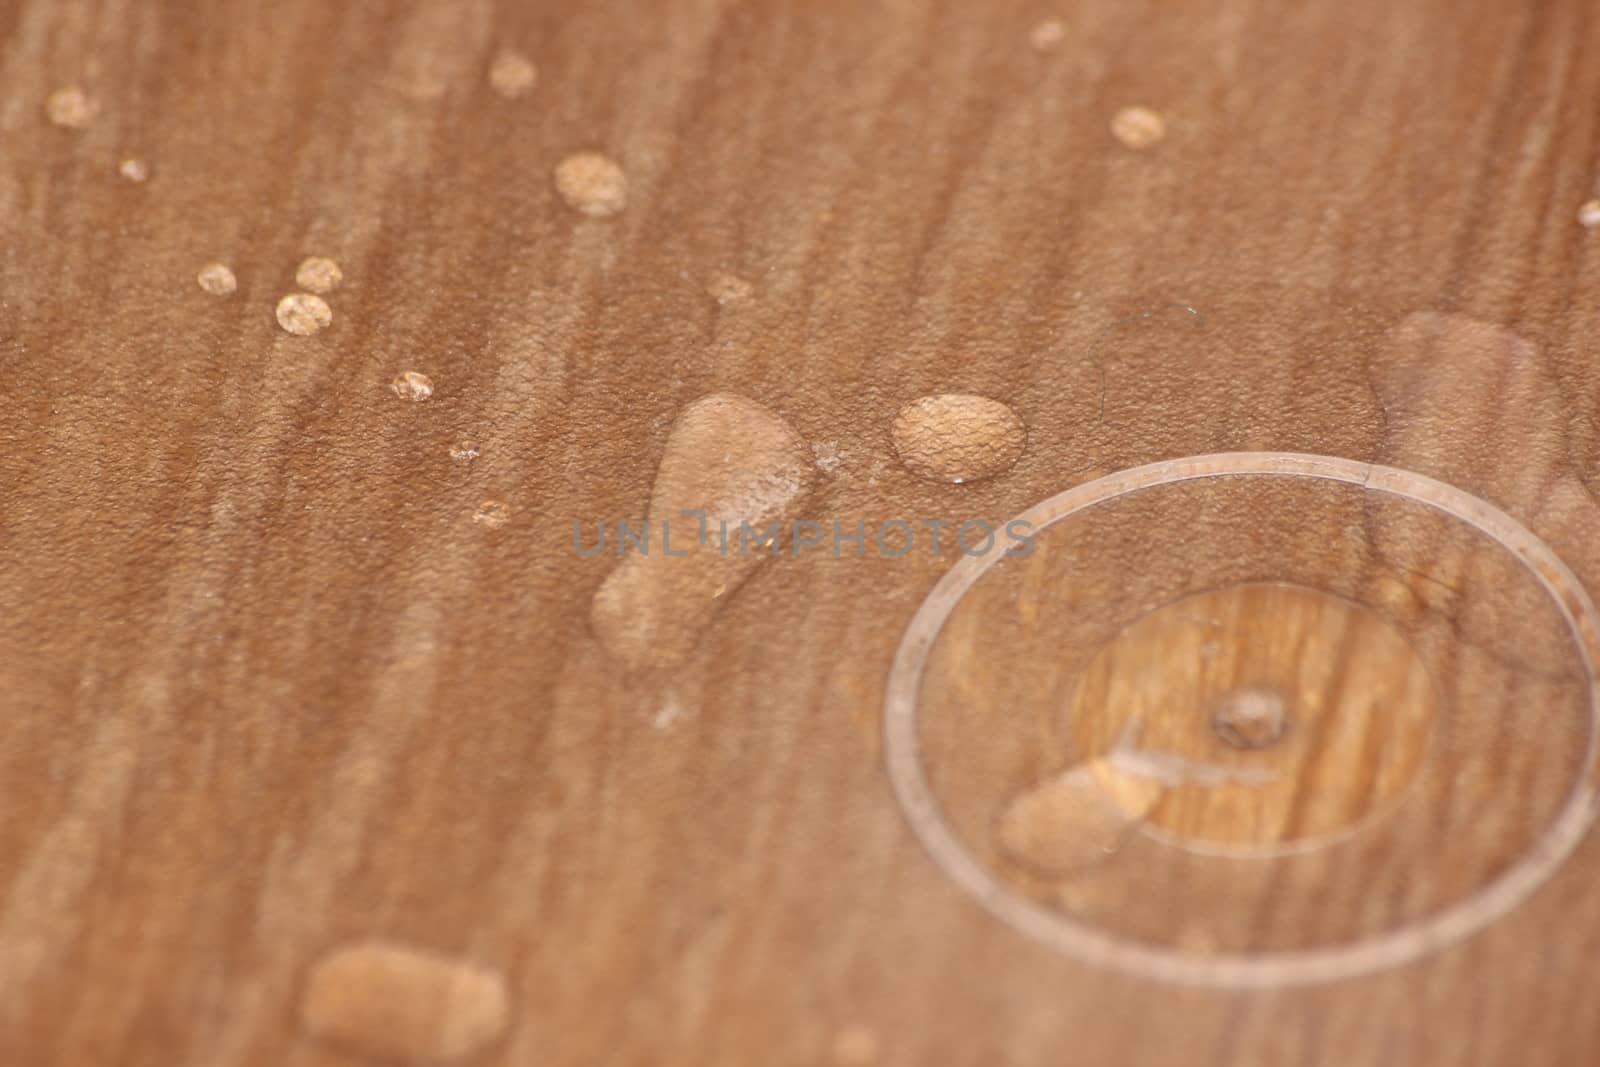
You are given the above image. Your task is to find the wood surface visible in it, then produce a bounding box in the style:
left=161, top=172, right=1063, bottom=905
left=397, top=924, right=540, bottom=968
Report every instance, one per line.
left=4, top=0, right=1600, bottom=1064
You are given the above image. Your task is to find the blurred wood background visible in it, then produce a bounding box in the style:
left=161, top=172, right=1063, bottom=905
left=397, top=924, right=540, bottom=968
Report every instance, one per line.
left=3, top=0, right=1600, bottom=1064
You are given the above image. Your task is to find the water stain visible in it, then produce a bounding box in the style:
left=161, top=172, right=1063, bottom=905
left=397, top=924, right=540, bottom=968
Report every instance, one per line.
left=276, top=293, right=332, bottom=335
left=299, top=942, right=509, bottom=1061
left=391, top=371, right=434, bottom=402
left=891, top=394, right=1026, bottom=483
left=296, top=256, right=344, bottom=294
left=196, top=263, right=237, bottom=297
left=118, top=158, right=150, bottom=183
left=590, top=393, right=816, bottom=672
left=449, top=441, right=480, bottom=463
left=1110, top=105, right=1166, bottom=149
left=554, top=152, right=628, bottom=217
left=488, top=50, right=537, bottom=98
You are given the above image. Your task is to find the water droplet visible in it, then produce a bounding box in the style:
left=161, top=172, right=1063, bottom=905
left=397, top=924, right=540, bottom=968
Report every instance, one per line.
left=891, top=394, right=1026, bottom=483
left=1211, top=686, right=1289, bottom=749
left=1029, top=19, right=1066, bottom=51
left=196, top=263, right=237, bottom=297
left=299, top=942, right=509, bottom=1062
left=831, top=1023, right=882, bottom=1065
left=46, top=87, right=96, bottom=129
left=1110, top=105, right=1166, bottom=149
left=996, top=760, right=1163, bottom=874
left=1580, top=199, right=1600, bottom=228
left=118, top=158, right=150, bottom=183
left=390, top=371, right=434, bottom=402
left=554, top=152, right=628, bottom=217
left=276, top=293, right=332, bottom=336
left=706, top=272, right=753, bottom=305
left=472, top=500, right=509, bottom=528
left=449, top=441, right=480, bottom=463
left=488, top=50, right=537, bottom=98
left=590, top=394, right=816, bottom=672
left=296, top=256, right=344, bottom=294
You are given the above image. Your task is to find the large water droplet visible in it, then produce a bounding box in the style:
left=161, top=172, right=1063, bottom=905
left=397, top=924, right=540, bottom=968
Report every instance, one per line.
left=996, top=760, right=1163, bottom=874
left=589, top=394, right=816, bottom=672
left=890, top=394, right=1026, bottom=483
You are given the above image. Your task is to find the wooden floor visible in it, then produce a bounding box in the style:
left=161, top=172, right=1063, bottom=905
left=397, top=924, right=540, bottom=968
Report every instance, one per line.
left=4, top=0, right=1600, bottom=1063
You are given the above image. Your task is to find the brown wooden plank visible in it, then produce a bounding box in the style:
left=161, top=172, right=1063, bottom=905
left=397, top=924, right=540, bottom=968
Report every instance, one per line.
left=4, top=0, right=1600, bottom=1063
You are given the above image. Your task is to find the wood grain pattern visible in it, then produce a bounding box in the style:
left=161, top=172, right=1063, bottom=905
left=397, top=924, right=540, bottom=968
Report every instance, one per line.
left=3, top=0, right=1600, bottom=1063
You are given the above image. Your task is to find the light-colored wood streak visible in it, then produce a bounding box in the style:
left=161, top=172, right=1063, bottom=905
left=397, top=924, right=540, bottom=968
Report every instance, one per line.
left=3, top=0, right=1600, bottom=1064
left=1067, top=582, right=1438, bottom=852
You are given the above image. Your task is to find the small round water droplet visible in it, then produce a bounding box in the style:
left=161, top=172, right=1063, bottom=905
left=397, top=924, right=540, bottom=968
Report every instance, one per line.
left=276, top=293, right=332, bottom=335
left=299, top=942, right=509, bottom=1062
left=390, top=371, right=434, bottom=402
left=1111, top=105, right=1166, bottom=149
left=488, top=50, right=537, bottom=98
left=295, top=256, right=344, bottom=294
left=891, top=394, right=1026, bottom=484
left=1580, top=199, right=1600, bottom=229
left=118, top=158, right=150, bottom=183
left=554, top=152, right=627, bottom=217
left=707, top=272, right=753, bottom=305
left=1029, top=19, right=1065, bottom=51
left=449, top=441, right=480, bottom=462
left=46, top=86, right=96, bottom=129
left=196, top=263, right=237, bottom=297
left=473, top=500, right=510, bottom=528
